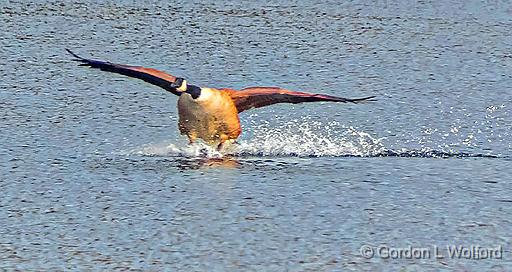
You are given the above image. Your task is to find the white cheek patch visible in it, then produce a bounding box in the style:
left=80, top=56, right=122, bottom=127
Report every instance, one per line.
left=177, top=80, right=187, bottom=92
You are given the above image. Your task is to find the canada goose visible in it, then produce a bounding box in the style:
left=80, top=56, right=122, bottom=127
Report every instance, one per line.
left=67, top=49, right=375, bottom=150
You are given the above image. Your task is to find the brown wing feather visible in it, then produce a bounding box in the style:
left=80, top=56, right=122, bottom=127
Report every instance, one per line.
left=228, top=87, right=375, bottom=113
left=67, top=49, right=180, bottom=95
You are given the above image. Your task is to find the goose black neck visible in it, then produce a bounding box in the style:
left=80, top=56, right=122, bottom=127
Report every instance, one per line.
left=186, top=85, right=202, bottom=99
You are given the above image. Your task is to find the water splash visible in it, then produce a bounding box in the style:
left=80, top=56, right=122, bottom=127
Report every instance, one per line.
left=128, top=141, right=223, bottom=158
left=125, top=119, right=499, bottom=159
left=127, top=121, right=384, bottom=158
left=232, top=121, right=386, bottom=157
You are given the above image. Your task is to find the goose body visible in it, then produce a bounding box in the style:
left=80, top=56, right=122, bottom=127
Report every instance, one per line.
left=177, top=87, right=241, bottom=146
left=67, top=49, right=375, bottom=150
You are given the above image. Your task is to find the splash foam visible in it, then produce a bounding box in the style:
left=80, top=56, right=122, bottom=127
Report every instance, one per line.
left=127, top=120, right=386, bottom=158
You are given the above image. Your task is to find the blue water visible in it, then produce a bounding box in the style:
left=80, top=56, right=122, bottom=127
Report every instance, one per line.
left=1, top=0, right=511, bottom=270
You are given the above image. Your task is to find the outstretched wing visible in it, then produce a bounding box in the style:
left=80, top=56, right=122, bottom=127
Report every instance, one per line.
left=66, top=49, right=180, bottom=95
left=228, top=86, right=376, bottom=113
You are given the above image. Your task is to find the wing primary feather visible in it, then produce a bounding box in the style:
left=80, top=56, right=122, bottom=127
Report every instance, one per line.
left=229, top=87, right=376, bottom=113
left=345, top=95, right=377, bottom=103
left=66, top=49, right=181, bottom=96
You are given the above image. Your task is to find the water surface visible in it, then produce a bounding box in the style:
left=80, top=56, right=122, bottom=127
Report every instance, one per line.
left=1, top=0, right=511, bottom=270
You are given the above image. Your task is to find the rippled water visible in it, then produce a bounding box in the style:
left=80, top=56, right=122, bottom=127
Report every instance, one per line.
left=1, top=0, right=512, bottom=270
